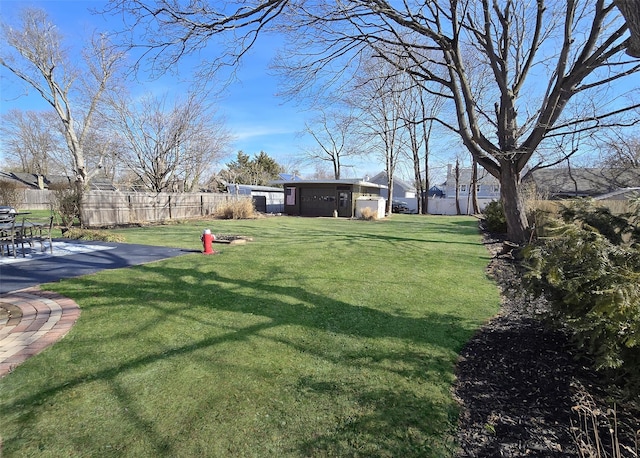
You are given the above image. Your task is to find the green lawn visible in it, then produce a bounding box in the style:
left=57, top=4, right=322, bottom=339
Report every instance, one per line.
left=0, top=215, right=500, bottom=457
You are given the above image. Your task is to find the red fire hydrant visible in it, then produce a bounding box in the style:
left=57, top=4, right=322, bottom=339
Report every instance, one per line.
left=201, top=229, right=217, bottom=255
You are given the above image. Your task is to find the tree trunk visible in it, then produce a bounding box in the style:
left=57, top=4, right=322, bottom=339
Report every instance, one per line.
left=414, top=166, right=423, bottom=214
left=386, top=174, right=394, bottom=214
left=454, top=159, right=461, bottom=215
left=500, top=161, right=529, bottom=243
left=422, top=127, right=430, bottom=215
left=423, top=157, right=429, bottom=215
left=615, top=0, right=640, bottom=57
left=471, top=160, right=480, bottom=214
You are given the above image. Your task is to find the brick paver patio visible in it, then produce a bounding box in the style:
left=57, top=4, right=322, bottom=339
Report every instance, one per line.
left=0, top=287, right=80, bottom=377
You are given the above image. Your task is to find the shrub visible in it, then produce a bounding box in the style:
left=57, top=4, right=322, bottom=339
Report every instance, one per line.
left=482, top=200, right=507, bottom=233
left=0, top=180, right=24, bottom=209
left=626, top=193, right=640, bottom=247
left=559, top=198, right=631, bottom=245
left=49, top=183, right=83, bottom=232
left=214, top=198, right=256, bottom=219
left=523, top=223, right=640, bottom=393
left=61, top=228, right=125, bottom=242
left=358, top=207, right=378, bottom=221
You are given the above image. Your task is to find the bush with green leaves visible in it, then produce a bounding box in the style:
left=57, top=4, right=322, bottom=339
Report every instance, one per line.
left=624, top=193, right=640, bottom=247
left=558, top=198, right=632, bottom=245
left=61, top=228, right=125, bottom=242
left=482, top=200, right=507, bottom=233
left=523, top=201, right=640, bottom=394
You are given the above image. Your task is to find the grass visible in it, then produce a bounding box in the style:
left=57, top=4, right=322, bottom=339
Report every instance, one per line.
left=0, top=215, right=500, bottom=457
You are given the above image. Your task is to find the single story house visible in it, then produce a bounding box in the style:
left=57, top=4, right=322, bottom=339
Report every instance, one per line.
left=523, top=167, right=640, bottom=199
left=270, top=178, right=387, bottom=217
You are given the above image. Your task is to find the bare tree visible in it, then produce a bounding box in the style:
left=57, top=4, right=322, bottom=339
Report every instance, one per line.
left=599, top=133, right=640, bottom=167
left=0, top=108, right=118, bottom=181
left=1, top=8, right=125, bottom=191
left=349, top=55, right=407, bottom=214
left=401, top=95, right=427, bottom=214
left=470, top=160, right=480, bottom=215
left=303, top=109, right=359, bottom=180
left=0, top=110, right=61, bottom=175
left=398, top=83, right=443, bottom=215
left=454, top=158, right=462, bottom=216
left=309, top=163, right=334, bottom=180
left=108, top=92, right=231, bottom=192
left=80, top=119, right=122, bottom=184
left=107, top=0, right=640, bottom=241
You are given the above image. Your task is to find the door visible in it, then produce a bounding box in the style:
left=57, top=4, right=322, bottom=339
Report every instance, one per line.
left=337, top=191, right=352, bottom=217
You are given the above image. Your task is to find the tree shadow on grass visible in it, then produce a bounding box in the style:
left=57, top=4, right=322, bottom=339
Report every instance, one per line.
left=2, top=262, right=479, bottom=456
left=296, top=383, right=457, bottom=456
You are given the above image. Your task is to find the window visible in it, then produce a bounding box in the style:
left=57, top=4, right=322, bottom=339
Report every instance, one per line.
left=285, top=187, right=296, bottom=205
left=339, top=192, right=349, bottom=208
left=459, top=184, right=467, bottom=193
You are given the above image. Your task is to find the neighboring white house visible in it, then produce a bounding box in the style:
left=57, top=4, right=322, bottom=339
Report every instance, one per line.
left=429, top=164, right=500, bottom=215
left=368, top=172, right=418, bottom=213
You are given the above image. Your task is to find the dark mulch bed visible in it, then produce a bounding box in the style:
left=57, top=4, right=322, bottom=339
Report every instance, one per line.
left=454, top=230, right=639, bottom=457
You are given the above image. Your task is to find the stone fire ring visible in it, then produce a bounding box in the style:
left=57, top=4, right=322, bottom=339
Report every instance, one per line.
left=213, top=235, right=253, bottom=245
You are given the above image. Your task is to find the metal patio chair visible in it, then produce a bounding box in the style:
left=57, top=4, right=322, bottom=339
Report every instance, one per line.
left=0, top=220, right=19, bottom=258
left=21, top=216, right=54, bottom=254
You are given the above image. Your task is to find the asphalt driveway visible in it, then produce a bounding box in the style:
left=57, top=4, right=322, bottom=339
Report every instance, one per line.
left=0, top=240, right=191, bottom=294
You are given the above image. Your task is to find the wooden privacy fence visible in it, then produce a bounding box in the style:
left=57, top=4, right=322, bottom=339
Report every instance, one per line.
left=13, top=189, right=249, bottom=227
left=20, top=189, right=53, bottom=210
left=80, top=191, right=249, bottom=227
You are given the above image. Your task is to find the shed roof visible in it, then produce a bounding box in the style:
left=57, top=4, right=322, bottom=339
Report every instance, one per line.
left=227, top=183, right=284, bottom=193
left=271, top=178, right=387, bottom=189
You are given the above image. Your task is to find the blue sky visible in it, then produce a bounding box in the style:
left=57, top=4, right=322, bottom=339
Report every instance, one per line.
left=0, top=0, right=384, bottom=178
left=6, top=2, right=632, bottom=184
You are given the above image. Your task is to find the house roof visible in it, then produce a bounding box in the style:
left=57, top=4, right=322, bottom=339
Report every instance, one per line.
left=271, top=178, right=387, bottom=189
left=0, top=172, right=45, bottom=188
left=0, top=171, right=116, bottom=191
left=594, top=187, right=640, bottom=200
left=90, top=176, right=117, bottom=191
left=524, top=167, right=640, bottom=198
left=425, top=186, right=445, bottom=197
left=368, top=171, right=416, bottom=192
